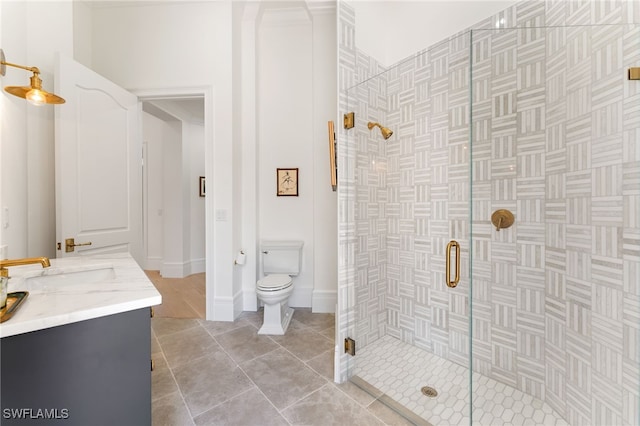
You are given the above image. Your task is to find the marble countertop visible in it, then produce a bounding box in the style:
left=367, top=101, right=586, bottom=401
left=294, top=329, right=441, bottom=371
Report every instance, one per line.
left=0, top=253, right=162, bottom=338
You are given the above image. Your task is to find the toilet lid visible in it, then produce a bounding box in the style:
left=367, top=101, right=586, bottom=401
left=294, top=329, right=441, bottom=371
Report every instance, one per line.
left=258, top=274, right=292, bottom=291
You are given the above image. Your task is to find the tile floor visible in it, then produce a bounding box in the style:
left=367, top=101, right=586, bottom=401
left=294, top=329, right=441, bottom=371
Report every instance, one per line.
left=355, top=335, right=569, bottom=426
left=151, top=309, right=416, bottom=426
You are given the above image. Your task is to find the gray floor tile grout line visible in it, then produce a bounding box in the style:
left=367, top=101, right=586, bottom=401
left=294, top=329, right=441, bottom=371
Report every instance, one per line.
left=204, top=323, right=294, bottom=423
left=203, top=322, right=300, bottom=425
left=159, top=321, right=263, bottom=423
left=155, top=334, right=197, bottom=426
left=276, top=381, right=335, bottom=415
left=201, top=318, right=334, bottom=424
left=234, top=357, right=295, bottom=425
left=151, top=320, right=201, bottom=339
left=156, top=321, right=251, bottom=421
left=152, top=314, right=390, bottom=425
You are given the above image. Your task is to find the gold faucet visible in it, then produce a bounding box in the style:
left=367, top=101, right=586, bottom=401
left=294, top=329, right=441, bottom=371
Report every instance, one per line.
left=0, top=257, right=51, bottom=278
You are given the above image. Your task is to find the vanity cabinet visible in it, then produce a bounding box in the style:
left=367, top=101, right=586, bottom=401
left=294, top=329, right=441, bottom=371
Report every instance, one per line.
left=1, top=308, right=151, bottom=425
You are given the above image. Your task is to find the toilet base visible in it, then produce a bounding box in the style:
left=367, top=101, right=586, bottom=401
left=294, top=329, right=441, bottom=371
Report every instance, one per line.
left=258, top=302, right=294, bottom=335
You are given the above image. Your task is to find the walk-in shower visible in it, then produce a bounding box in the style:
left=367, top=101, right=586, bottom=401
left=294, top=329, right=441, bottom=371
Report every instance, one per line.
left=337, top=1, right=640, bottom=425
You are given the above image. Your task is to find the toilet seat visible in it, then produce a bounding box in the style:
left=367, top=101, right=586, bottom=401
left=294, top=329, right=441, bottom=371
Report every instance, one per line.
left=257, top=274, right=292, bottom=292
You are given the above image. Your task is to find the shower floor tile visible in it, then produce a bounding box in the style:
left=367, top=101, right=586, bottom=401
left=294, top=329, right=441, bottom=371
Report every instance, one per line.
left=354, top=335, right=569, bottom=426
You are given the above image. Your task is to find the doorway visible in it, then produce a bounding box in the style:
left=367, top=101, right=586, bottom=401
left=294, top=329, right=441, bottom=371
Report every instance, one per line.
left=141, top=97, right=206, bottom=319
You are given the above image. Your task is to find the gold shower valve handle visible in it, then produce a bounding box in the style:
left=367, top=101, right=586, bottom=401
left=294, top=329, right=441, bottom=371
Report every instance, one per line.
left=491, top=209, right=514, bottom=231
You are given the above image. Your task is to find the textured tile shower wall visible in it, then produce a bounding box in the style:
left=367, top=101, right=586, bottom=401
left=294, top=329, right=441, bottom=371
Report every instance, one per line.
left=469, top=21, right=640, bottom=425
left=384, top=35, right=472, bottom=369
left=337, top=1, right=639, bottom=425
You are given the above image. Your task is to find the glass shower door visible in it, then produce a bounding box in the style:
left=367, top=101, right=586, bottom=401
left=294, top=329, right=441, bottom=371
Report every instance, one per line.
left=343, top=33, right=475, bottom=425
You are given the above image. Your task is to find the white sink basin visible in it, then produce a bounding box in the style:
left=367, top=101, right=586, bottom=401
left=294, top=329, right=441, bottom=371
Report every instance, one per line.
left=24, top=266, right=116, bottom=287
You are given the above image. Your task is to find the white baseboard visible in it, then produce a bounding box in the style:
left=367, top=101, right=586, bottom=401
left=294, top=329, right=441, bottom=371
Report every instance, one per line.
left=233, top=289, right=243, bottom=319
left=312, top=289, right=336, bottom=313
left=211, top=296, right=235, bottom=321
left=188, top=258, right=205, bottom=275
left=243, top=288, right=258, bottom=312
left=161, top=261, right=188, bottom=278
left=209, top=290, right=243, bottom=322
left=145, top=257, right=162, bottom=271
left=160, top=258, right=205, bottom=278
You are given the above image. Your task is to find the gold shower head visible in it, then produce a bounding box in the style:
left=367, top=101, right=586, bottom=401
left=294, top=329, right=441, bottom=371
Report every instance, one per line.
left=367, top=121, right=393, bottom=140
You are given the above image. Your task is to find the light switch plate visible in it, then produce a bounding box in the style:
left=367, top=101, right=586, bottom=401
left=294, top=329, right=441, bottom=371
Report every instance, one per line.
left=216, top=209, right=228, bottom=221
left=2, top=207, right=8, bottom=229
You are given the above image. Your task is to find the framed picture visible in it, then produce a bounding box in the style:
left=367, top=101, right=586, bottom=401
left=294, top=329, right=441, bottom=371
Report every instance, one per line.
left=277, top=168, right=298, bottom=196
left=199, top=176, right=205, bottom=197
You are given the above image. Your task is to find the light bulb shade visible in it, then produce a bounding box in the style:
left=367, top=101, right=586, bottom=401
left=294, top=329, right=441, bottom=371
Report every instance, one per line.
left=4, top=85, right=65, bottom=104
left=3, top=71, right=65, bottom=105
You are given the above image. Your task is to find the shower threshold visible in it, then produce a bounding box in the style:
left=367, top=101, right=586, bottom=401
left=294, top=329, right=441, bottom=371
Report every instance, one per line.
left=353, top=335, right=569, bottom=426
left=349, top=375, right=433, bottom=426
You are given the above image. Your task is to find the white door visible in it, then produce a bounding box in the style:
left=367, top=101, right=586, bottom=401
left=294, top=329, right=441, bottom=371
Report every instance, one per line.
left=55, top=54, right=142, bottom=261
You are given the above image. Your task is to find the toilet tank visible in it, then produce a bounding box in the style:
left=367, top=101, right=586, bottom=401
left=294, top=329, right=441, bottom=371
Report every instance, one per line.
left=261, top=240, right=304, bottom=276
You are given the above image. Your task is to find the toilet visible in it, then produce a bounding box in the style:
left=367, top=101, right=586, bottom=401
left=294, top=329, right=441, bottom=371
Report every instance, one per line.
left=256, top=240, right=303, bottom=335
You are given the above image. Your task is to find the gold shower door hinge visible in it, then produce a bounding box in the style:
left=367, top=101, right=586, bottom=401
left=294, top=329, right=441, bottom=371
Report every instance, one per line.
left=343, top=112, right=355, bottom=129
left=629, top=68, right=640, bottom=80
left=344, top=337, right=356, bottom=356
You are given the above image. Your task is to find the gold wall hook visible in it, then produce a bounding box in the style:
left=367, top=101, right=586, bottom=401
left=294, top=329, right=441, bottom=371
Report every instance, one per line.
left=491, top=209, right=514, bottom=231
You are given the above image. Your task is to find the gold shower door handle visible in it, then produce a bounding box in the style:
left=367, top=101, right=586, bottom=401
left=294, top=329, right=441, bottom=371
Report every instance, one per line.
left=446, top=240, right=460, bottom=288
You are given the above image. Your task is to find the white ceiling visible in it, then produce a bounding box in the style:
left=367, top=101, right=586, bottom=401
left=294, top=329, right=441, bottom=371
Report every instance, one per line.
left=144, top=98, right=204, bottom=123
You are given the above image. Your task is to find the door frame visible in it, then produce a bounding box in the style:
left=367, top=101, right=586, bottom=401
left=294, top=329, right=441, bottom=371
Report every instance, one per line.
left=133, top=86, right=213, bottom=320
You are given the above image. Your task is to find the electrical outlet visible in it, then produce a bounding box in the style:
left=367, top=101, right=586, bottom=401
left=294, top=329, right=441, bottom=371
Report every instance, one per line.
left=0, top=245, right=8, bottom=259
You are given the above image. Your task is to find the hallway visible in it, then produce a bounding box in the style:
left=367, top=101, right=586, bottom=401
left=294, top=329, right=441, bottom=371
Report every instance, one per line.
left=145, top=271, right=206, bottom=319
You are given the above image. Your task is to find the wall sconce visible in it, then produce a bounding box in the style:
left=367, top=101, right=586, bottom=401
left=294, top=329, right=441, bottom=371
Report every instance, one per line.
left=0, top=49, right=65, bottom=105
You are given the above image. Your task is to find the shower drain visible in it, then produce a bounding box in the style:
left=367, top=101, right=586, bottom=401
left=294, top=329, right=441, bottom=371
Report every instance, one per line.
left=421, top=386, right=438, bottom=398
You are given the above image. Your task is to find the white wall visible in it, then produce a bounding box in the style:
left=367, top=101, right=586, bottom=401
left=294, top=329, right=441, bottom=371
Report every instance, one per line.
left=142, top=111, right=165, bottom=270
left=73, top=0, right=92, bottom=69
left=258, top=6, right=315, bottom=307
left=353, top=0, right=518, bottom=66
left=188, top=123, right=205, bottom=272
left=239, top=2, right=337, bottom=313
left=142, top=107, right=205, bottom=276
left=161, top=120, right=184, bottom=277
left=2, top=0, right=337, bottom=319
left=310, top=5, right=338, bottom=313
left=90, top=1, right=235, bottom=319
left=0, top=1, right=73, bottom=260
